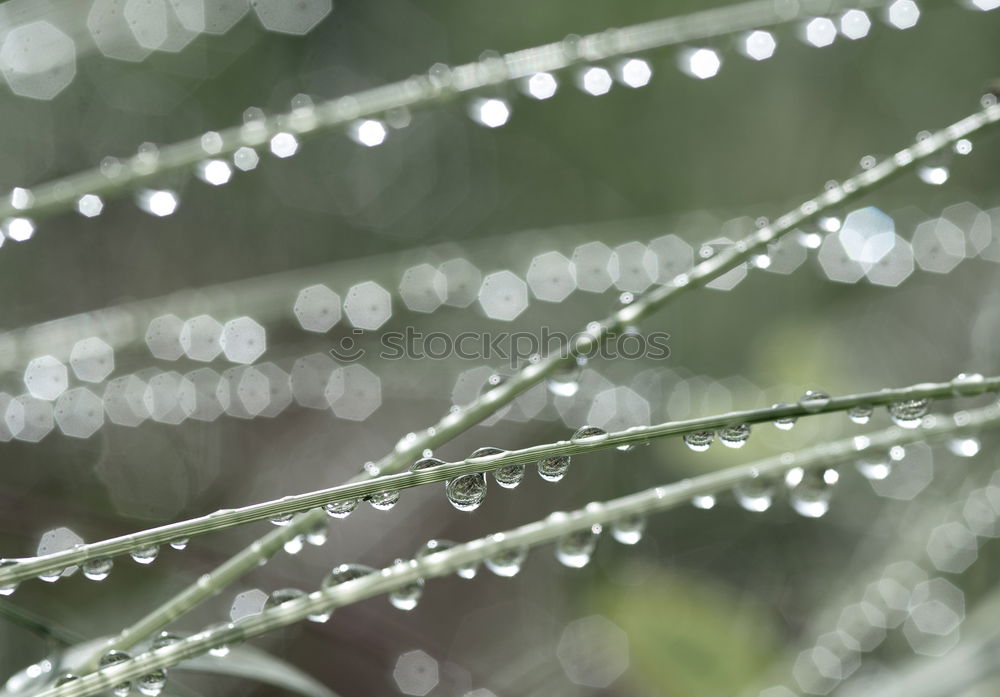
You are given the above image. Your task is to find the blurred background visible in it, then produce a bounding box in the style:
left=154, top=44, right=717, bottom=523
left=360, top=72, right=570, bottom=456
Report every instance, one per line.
left=2, top=0, right=1000, bottom=695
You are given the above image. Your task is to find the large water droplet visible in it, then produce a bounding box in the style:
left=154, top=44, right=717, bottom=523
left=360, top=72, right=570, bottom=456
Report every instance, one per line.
left=485, top=547, right=527, bottom=577
left=0, top=559, right=18, bottom=596
left=785, top=467, right=839, bottom=518
left=610, top=515, right=645, bottom=545
left=366, top=490, right=401, bottom=510
left=323, top=563, right=377, bottom=589
left=771, top=403, right=797, bottom=430
left=266, top=587, right=305, bottom=608
left=847, top=405, right=873, bottom=424
left=538, top=455, right=570, bottom=482
left=473, top=446, right=522, bottom=489
left=734, top=474, right=775, bottom=512
left=798, top=390, right=831, bottom=413
left=131, top=545, right=159, bottom=565
left=888, top=398, right=929, bottom=428
left=137, top=669, right=167, bottom=697
left=83, top=558, right=113, bottom=581
left=169, top=538, right=188, bottom=551
left=324, top=499, right=359, bottom=518
left=719, top=424, right=751, bottom=448
left=855, top=456, right=891, bottom=480
left=99, top=650, right=131, bottom=697
left=269, top=512, right=294, bottom=526
left=572, top=425, right=608, bottom=443
left=684, top=431, right=714, bottom=452
left=555, top=525, right=601, bottom=568
left=410, top=456, right=444, bottom=471
left=445, top=473, right=488, bottom=511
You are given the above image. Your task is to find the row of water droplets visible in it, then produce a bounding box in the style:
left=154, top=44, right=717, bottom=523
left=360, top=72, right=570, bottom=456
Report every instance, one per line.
left=0, top=0, right=954, bottom=245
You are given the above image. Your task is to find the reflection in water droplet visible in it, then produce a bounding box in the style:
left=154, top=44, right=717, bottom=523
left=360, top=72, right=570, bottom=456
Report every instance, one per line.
left=785, top=467, right=839, bottom=518
left=538, top=454, right=570, bottom=482
left=719, top=424, right=751, bottom=448
left=771, top=403, right=797, bottom=430
left=131, top=545, right=159, bottom=565
left=472, top=446, right=522, bottom=489
left=734, top=475, right=775, bottom=512
left=610, top=515, right=645, bottom=544
left=572, top=425, right=608, bottom=443
left=366, top=490, right=401, bottom=510
left=555, top=525, right=602, bottom=568
left=137, top=669, right=167, bottom=697
left=485, top=547, right=527, bottom=577
left=847, top=405, right=873, bottom=424
left=269, top=513, right=294, bottom=526
left=684, top=431, right=714, bottom=452
left=266, top=587, right=305, bottom=609
left=324, top=499, right=359, bottom=518
left=99, top=650, right=131, bottom=697
left=888, top=398, right=929, bottom=428
left=83, top=558, right=113, bottom=581
left=798, top=390, right=831, bottom=413
left=445, top=473, right=488, bottom=511
left=169, top=538, right=189, bottom=550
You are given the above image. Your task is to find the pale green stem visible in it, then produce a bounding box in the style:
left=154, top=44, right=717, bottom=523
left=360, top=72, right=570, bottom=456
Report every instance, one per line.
left=4, top=373, right=998, bottom=588
left=32, top=403, right=1000, bottom=697
left=4, top=0, right=903, bottom=222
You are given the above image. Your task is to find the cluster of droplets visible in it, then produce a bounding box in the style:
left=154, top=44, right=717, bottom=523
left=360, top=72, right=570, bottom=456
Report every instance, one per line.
left=730, top=465, right=840, bottom=517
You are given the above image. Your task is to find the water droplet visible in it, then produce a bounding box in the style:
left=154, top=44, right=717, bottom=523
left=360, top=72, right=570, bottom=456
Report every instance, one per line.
left=572, top=425, right=608, bottom=443
left=445, top=472, right=488, bottom=511
left=169, top=538, right=189, bottom=550
left=734, top=474, right=775, bottom=512
left=416, top=539, right=478, bottom=578
left=472, top=446, right=522, bottom=488
left=83, top=558, right=113, bottom=581
left=269, top=512, right=294, bottom=526
left=855, top=456, right=891, bottom=480
left=0, top=559, right=18, bottom=596
left=691, top=494, right=716, bottom=509
left=388, top=563, right=424, bottom=611
left=951, top=372, right=985, bottom=393
left=209, top=644, right=230, bottom=658
left=365, top=490, right=400, bottom=510
left=798, top=389, right=831, bottom=413
left=409, top=456, right=444, bottom=471
left=719, top=424, right=751, bottom=448
left=137, top=668, right=167, bottom=696
left=610, top=515, right=645, bottom=544
left=306, top=521, right=328, bottom=547
left=684, top=431, right=714, bottom=452
left=323, top=563, right=377, bottom=589
left=771, top=403, right=797, bottom=430
left=266, top=587, right=305, bottom=608
left=947, top=437, right=981, bottom=457
left=485, top=547, right=527, bottom=577
left=888, top=398, right=929, bottom=428
left=847, top=405, right=873, bottom=424
left=38, top=568, right=64, bottom=583
left=151, top=632, right=182, bottom=650
left=99, top=650, right=131, bottom=697
left=55, top=674, right=79, bottom=686
left=537, top=455, right=570, bottom=482
left=324, top=499, right=359, bottom=518
left=131, top=545, right=159, bottom=565
left=555, top=525, right=601, bottom=568
left=785, top=467, right=839, bottom=518
left=283, top=536, right=304, bottom=555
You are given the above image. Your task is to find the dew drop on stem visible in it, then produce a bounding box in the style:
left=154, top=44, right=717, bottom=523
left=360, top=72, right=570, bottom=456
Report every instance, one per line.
left=888, top=398, right=929, bottom=428
left=83, top=558, right=113, bottom=581
left=734, top=474, right=775, bottom=512
left=785, top=467, right=839, bottom=518
left=798, top=389, right=831, bottom=413
left=610, top=515, right=645, bottom=544
left=555, top=525, right=601, bottom=568
left=847, top=405, right=873, bottom=424
left=485, top=547, right=527, bottom=577
left=537, top=454, right=570, bottom=482
left=684, top=431, right=714, bottom=452
left=719, top=424, right=751, bottom=448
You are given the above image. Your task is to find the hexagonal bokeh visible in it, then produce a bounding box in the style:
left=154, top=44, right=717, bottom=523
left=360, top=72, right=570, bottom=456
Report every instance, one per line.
left=572, top=242, right=616, bottom=293
left=145, top=314, right=185, bottom=360
left=886, top=0, right=920, bottom=29
left=180, top=315, right=224, bottom=362
left=291, top=353, right=337, bottom=409
left=230, top=588, right=267, bottom=622
left=912, top=218, right=966, bottom=273
left=681, top=47, right=721, bottom=79
left=103, top=375, right=150, bottom=427
left=817, top=234, right=866, bottom=284
left=925, top=521, right=978, bottom=574
left=648, top=234, right=694, bottom=281
left=255, top=362, right=293, bottom=418
left=185, top=368, right=229, bottom=422
left=399, top=263, right=448, bottom=313
left=941, top=201, right=990, bottom=258
left=865, top=235, right=914, bottom=287
left=451, top=365, right=509, bottom=425
left=393, top=650, right=439, bottom=696
left=803, top=17, right=837, bottom=47
left=24, top=355, right=68, bottom=401
left=478, top=270, right=529, bottom=321
left=54, top=387, right=105, bottom=439
left=868, top=443, right=933, bottom=500
left=143, top=371, right=196, bottom=424
left=839, top=207, right=895, bottom=265
left=0, top=393, right=13, bottom=442
left=962, top=486, right=1000, bottom=537
left=294, top=284, right=342, bottom=333
left=526, top=251, right=576, bottom=303
left=70, top=337, right=115, bottom=383
left=344, top=280, right=392, bottom=330
left=557, top=615, right=629, bottom=688
left=324, top=364, right=381, bottom=421
left=5, top=394, right=54, bottom=442
left=610, top=241, right=657, bottom=293
left=587, top=386, right=650, bottom=432
left=762, top=236, right=808, bottom=275
left=220, top=316, right=266, bottom=364
left=742, top=30, right=777, bottom=61
left=222, top=366, right=271, bottom=418
left=251, top=0, right=332, bottom=34
left=37, top=527, right=84, bottom=578
left=439, top=258, right=482, bottom=308
left=0, top=21, right=77, bottom=100
left=902, top=578, right=965, bottom=657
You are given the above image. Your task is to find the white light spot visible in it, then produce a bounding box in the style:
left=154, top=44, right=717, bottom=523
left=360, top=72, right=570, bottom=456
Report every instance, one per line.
left=525, top=72, right=558, bottom=99
left=742, top=30, right=776, bottom=60
left=76, top=194, right=104, bottom=217
left=233, top=147, right=259, bottom=171
left=886, top=0, right=920, bottom=28
left=351, top=119, right=387, bottom=147
left=804, top=17, right=838, bottom=47
left=617, top=58, right=651, bottom=88
left=682, top=48, right=721, bottom=79
left=269, top=132, right=299, bottom=158
left=840, top=9, right=872, bottom=39
left=470, top=98, right=510, bottom=128
left=5, top=217, right=34, bottom=241
left=137, top=190, right=178, bottom=217
left=197, top=159, right=233, bottom=186
left=579, top=66, right=613, bottom=95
